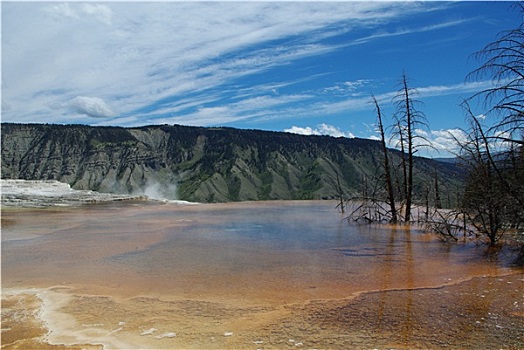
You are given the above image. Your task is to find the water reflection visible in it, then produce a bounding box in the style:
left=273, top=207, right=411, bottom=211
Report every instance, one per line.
left=2, top=201, right=518, bottom=299
left=1, top=201, right=522, bottom=349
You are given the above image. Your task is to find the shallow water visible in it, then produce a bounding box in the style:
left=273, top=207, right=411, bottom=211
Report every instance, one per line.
left=2, top=200, right=523, bottom=349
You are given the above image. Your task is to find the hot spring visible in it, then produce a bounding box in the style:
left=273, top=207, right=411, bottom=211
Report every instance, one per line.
left=1, top=199, right=522, bottom=349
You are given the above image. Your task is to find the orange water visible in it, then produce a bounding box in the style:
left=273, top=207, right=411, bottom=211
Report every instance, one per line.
left=2, top=201, right=522, bottom=349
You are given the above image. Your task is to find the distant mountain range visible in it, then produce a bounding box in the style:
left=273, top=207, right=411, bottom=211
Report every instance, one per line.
left=432, top=157, right=459, bottom=164
left=1, top=123, right=463, bottom=203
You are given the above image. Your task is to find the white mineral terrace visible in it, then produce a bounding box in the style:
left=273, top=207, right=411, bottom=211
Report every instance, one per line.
left=0, top=179, right=147, bottom=207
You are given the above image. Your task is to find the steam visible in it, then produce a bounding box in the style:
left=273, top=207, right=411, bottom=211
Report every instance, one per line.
left=141, top=180, right=179, bottom=201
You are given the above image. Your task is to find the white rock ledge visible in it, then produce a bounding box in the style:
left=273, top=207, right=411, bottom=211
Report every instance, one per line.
left=1, top=179, right=147, bottom=207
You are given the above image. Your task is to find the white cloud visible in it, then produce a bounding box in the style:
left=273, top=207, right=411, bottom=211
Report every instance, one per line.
left=81, top=4, right=113, bottom=25
left=415, top=128, right=429, bottom=138
left=322, top=79, right=374, bottom=96
left=1, top=1, right=444, bottom=125
left=48, top=3, right=77, bottom=19
left=427, top=128, right=468, bottom=153
left=68, top=96, right=116, bottom=118
left=318, top=124, right=355, bottom=138
left=135, top=93, right=313, bottom=127
left=47, top=3, right=113, bottom=24
left=382, top=127, right=468, bottom=158
left=285, top=126, right=318, bottom=136
left=352, top=18, right=470, bottom=46
left=2, top=100, right=12, bottom=112
left=306, top=80, right=497, bottom=122
left=285, top=123, right=354, bottom=138
left=416, top=81, right=494, bottom=98
left=418, top=128, right=513, bottom=157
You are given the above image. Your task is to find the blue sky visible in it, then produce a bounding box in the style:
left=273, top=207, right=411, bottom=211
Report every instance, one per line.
left=2, top=1, right=520, bottom=157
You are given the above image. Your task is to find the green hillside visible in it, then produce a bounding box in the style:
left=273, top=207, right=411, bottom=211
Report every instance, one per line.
left=1, top=123, right=462, bottom=203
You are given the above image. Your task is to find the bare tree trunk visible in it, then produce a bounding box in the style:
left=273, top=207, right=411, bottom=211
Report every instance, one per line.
left=401, top=74, right=414, bottom=223
left=336, top=172, right=345, bottom=214
left=434, top=167, right=442, bottom=209
left=457, top=103, right=507, bottom=245
left=424, top=186, right=430, bottom=223
left=395, top=118, right=408, bottom=210
left=372, top=95, right=398, bottom=223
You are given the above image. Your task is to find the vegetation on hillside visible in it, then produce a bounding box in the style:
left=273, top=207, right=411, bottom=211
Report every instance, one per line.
left=0, top=122, right=462, bottom=204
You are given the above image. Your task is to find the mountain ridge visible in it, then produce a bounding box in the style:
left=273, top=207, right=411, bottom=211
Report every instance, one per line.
left=1, top=123, right=462, bottom=203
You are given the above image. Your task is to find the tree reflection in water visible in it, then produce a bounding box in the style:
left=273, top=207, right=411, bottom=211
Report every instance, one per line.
left=1, top=201, right=522, bottom=349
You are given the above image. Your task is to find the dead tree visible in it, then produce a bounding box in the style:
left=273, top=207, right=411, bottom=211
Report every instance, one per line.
left=467, top=2, right=524, bottom=146
left=455, top=103, right=511, bottom=245
left=372, top=94, right=398, bottom=223
left=344, top=171, right=400, bottom=224
left=425, top=209, right=477, bottom=242
left=335, top=172, right=345, bottom=214
left=434, top=166, right=442, bottom=209
left=392, top=73, right=431, bottom=223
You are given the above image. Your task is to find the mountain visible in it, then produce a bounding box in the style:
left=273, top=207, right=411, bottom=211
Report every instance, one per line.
left=1, top=123, right=463, bottom=203
left=432, top=157, right=459, bottom=164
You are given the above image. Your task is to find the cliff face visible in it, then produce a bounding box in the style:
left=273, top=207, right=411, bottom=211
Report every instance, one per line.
left=1, top=123, right=462, bottom=203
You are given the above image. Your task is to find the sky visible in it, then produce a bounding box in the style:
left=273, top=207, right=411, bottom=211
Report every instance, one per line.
left=1, top=1, right=521, bottom=157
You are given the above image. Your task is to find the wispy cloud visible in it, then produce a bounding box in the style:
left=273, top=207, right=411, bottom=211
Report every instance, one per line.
left=351, top=18, right=471, bottom=46
left=130, top=78, right=496, bottom=129
left=151, top=94, right=313, bottom=127
left=311, top=80, right=496, bottom=117
left=47, top=3, right=113, bottom=25
left=2, top=1, right=451, bottom=125
left=415, top=81, right=494, bottom=98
